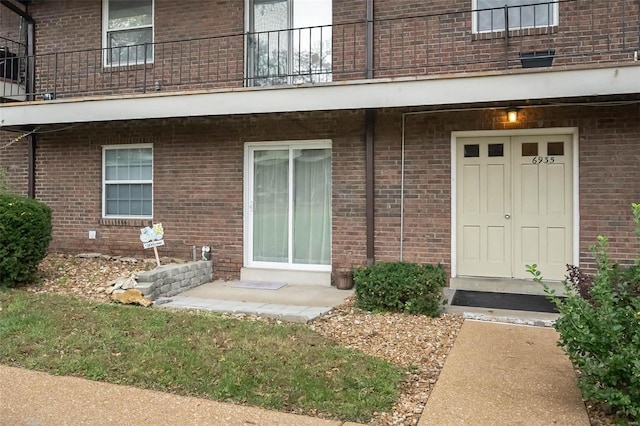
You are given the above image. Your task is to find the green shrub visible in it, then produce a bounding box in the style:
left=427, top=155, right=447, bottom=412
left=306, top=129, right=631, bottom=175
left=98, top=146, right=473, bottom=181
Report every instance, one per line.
left=0, top=193, right=52, bottom=287
left=353, top=261, right=446, bottom=316
left=528, top=205, right=640, bottom=422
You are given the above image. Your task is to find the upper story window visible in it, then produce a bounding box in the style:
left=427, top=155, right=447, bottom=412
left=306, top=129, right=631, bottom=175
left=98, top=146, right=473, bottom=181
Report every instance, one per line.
left=103, top=144, right=153, bottom=218
left=103, top=0, right=154, bottom=66
left=473, top=0, right=559, bottom=33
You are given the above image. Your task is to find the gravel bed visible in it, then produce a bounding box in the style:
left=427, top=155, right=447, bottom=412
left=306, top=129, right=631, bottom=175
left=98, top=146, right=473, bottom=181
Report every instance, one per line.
left=22, top=253, right=615, bottom=425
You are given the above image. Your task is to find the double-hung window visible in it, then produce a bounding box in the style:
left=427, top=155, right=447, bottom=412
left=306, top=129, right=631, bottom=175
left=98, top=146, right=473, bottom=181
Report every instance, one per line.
left=103, top=145, right=153, bottom=218
left=473, top=0, right=559, bottom=33
left=103, top=0, right=154, bottom=66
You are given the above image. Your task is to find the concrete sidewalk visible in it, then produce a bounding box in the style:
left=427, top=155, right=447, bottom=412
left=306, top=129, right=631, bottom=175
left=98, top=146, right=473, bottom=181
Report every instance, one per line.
left=420, top=320, right=589, bottom=425
left=0, top=365, right=362, bottom=426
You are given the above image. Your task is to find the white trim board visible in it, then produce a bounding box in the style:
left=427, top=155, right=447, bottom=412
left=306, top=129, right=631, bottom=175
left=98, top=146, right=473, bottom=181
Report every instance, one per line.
left=450, top=127, right=580, bottom=278
left=1, top=65, right=638, bottom=127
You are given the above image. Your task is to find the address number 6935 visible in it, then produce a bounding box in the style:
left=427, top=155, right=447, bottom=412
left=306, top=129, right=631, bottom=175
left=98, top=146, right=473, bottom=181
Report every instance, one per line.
left=531, top=156, right=555, bottom=165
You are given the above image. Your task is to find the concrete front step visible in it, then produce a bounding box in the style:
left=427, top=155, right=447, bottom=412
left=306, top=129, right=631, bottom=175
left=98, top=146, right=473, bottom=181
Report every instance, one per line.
left=442, top=288, right=560, bottom=327
left=449, top=276, right=565, bottom=296
left=155, top=295, right=333, bottom=323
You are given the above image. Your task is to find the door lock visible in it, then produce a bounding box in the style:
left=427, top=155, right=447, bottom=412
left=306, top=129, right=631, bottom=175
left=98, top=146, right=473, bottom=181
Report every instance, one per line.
left=505, top=214, right=511, bottom=219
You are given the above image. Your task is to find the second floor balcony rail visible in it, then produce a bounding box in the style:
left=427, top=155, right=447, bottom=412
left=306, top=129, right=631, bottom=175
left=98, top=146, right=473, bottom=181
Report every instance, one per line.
left=0, top=0, right=637, bottom=102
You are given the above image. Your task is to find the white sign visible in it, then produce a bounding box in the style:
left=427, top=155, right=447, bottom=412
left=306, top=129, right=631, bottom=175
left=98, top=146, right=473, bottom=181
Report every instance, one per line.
left=143, top=240, right=165, bottom=249
left=140, top=223, right=164, bottom=245
left=140, top=223, right=165, bottom=267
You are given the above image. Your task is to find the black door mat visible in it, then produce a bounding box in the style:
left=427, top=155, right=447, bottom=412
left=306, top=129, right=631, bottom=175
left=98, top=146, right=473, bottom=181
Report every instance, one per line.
left=450, top=290, right=559, bottom=313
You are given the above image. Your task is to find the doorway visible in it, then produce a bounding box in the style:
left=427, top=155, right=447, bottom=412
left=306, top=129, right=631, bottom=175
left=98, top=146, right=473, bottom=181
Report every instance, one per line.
left=455, top=133, right=574, bottom=280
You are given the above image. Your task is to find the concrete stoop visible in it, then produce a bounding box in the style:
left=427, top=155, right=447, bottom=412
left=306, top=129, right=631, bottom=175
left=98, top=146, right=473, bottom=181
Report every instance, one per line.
left=443, top=286, right=560, bottom=327
left=155, top=295, right=332, bottom=323
left=152, top=280, right=354, bottom=323
left=449, top=276, right=565, bottom=295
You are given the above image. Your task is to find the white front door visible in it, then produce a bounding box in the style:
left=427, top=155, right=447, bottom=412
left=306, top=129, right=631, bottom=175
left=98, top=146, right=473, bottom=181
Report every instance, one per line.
left=456, top=134, right=573, bottom=280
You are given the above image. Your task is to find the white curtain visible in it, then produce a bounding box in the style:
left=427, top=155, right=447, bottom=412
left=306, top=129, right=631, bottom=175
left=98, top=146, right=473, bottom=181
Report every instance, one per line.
left=293, top=148, right=331, bottom=264
left=253, top=150, right=289, bottom=262
left=252, top=147, right=331, bottom=266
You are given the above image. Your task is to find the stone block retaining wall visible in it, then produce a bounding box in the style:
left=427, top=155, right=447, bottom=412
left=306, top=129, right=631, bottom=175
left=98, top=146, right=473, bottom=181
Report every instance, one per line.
left=135, top=261, right=213, bottom=300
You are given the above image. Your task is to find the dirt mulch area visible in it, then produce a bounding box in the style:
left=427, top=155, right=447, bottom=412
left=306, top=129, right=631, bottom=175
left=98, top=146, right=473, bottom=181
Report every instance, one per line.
left=310, top=304, right=464, bottom=425
left=22, top=253, right=616, bottom=425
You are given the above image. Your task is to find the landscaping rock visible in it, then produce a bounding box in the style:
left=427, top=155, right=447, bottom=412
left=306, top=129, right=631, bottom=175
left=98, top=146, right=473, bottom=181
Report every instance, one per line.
left=75, top=253, right=103, bottom=259
left=111, top=289, right=153, bottom=307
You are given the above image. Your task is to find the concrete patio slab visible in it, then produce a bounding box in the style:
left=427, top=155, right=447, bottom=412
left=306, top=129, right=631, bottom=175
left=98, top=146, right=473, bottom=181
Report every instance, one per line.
left=154, top=281, right=352, bottom=323
left=181, top=280, right=353, bottom=306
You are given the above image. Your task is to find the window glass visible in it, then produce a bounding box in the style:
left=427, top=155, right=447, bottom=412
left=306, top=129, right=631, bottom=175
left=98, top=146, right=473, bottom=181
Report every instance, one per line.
left=250, top=144, right=331, bottom=266
left=547, top=142, right=564, bottom=156
left=488, top=143, right=504, bottom=157
left=249, top=0, right=332, bottom=86
left=474, top=0, right=558, bottom=32
left=104, top=146, right=153, bottom=217
left=108, top=0, right=152, bottom=30
left=105, top=0, right=153, bottom=65
left=464, top=144, right=480, bottom=158
left=522, top=142, right=538, bottom=156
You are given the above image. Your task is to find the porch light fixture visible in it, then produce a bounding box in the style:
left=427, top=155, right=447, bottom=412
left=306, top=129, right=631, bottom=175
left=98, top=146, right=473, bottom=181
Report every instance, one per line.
left=42, top=92, right=56, bottom=101
left=507, top=108, right=519, bottom=123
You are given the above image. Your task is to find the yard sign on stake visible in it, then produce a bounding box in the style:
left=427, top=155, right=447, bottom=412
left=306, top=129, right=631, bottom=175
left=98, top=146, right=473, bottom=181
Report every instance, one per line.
left=140, top=223, right=164, bottom=267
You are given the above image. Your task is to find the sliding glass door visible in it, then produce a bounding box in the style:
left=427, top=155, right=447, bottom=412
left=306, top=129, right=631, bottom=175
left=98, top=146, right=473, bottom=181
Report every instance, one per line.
left=246, top=141, right=331, bottom=269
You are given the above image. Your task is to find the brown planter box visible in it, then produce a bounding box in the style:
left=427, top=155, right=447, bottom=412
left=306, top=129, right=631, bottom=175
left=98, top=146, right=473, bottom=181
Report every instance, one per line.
left=336, top=269, right=354, bottom=290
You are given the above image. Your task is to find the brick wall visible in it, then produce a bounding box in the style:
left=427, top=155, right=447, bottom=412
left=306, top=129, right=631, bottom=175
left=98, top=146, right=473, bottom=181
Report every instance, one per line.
left=15, top=0, right=637, bottom=98
left=30, top=103, right=640, bottom=279
left=375, top=104, right=640, bottom=276
left=35, top=111, right=368, bottom=279
left=29, top=0, right=245, bottom=98
left=369, top=0, right=639, bottom=78
left=0, top=130, right=29, bottom=195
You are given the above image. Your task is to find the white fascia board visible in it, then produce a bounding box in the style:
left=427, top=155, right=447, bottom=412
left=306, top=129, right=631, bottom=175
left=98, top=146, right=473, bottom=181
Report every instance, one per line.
left=1, top=65, right=639, bottom=127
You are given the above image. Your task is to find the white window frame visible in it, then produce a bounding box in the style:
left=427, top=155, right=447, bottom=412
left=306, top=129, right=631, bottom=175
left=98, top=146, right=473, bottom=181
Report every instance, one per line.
left=102, top=143, right=153, bottom=219
left=244, top=139, right=332, bottom=271
left=472, top=0, right=559, bottom=34
left=102, top=0, right=155, bottom=67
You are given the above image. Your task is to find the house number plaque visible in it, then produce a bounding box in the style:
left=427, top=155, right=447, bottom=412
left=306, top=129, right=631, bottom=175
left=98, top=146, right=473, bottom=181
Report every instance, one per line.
left=531, top=156, right=555, bottom=165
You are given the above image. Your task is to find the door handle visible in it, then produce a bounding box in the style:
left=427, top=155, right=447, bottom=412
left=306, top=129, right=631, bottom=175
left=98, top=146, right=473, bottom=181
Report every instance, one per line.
left=505, top=214, right=511, bottom=219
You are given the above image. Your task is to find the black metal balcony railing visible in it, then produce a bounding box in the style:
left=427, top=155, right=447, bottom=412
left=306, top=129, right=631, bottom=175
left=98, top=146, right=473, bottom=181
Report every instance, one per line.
left=0, top=0, right=637, bottom=102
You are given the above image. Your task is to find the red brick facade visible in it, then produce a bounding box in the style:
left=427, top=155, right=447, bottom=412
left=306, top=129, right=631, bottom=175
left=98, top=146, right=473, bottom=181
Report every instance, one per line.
left=0, top=130, right=29, bottom=195
left=11, top=0, right=636, bottom=97
left=1, top=0, right=639, bottom=281
left=16, top=103, right=638, bottom=279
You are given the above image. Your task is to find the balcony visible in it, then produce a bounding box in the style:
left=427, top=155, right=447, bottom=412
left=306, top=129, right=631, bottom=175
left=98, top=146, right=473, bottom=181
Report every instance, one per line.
left=0, top=0, right=637, bottom=118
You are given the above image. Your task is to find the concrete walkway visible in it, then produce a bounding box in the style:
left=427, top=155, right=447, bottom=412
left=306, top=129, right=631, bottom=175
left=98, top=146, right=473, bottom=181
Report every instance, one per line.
left=420, top=320, right=589, bottom=425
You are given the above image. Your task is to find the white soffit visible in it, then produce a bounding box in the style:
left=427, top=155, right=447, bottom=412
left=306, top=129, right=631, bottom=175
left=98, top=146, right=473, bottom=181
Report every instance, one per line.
left=1, top=65, right=639, bottom=127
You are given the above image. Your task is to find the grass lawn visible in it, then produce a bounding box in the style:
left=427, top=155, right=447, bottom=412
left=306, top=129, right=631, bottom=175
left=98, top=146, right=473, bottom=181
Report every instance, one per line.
left=0, top=290, right=403, bottom=423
